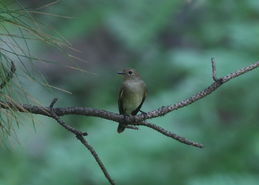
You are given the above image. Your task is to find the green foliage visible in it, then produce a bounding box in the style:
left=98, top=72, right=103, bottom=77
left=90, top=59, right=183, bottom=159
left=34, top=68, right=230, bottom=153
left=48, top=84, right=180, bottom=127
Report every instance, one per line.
left=1, top=0, right=259, bottom=185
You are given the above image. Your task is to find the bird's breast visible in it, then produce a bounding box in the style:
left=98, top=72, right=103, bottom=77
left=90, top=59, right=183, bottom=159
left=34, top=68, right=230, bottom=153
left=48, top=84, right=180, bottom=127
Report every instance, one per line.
left=122, top=81, right=145, bottom=114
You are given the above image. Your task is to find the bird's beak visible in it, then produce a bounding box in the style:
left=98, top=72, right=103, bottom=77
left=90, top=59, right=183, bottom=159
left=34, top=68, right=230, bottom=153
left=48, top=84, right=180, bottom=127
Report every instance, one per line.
left=117, top=72, right=125, bottom=75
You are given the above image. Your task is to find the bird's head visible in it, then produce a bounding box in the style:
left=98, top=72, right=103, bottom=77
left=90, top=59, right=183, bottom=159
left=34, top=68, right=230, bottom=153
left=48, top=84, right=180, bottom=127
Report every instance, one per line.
left=117, top=68, right=140, bottom=80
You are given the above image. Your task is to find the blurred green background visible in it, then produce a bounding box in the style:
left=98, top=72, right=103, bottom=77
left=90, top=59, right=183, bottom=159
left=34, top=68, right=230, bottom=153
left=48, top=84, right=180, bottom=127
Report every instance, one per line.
left=1, top=0, right=259, bottom=185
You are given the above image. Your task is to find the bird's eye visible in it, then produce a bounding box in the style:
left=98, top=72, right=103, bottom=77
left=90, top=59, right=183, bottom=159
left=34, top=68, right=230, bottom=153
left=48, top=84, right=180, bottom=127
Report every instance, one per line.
left=128, top=71, right=133, bottom=75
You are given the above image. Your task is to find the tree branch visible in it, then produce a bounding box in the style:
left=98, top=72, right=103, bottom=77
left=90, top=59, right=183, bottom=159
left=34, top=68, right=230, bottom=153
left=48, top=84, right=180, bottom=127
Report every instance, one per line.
left=133, top=60, right=259, bottom=121
left=1, top=60, right=258, bottom=124
left=136, top=121, right=203, bottom=148
left=76, top=135, right=115, bottom=185
left=48, top=98, right=115, bottom=185
left=211, top=57, right=219, bottom=82
left=1, top=59, right=259, bottom=184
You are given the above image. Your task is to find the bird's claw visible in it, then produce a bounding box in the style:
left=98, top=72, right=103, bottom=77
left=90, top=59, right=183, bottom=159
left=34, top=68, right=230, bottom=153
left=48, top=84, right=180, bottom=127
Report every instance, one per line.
left=140, top=110, right=148, bottom=119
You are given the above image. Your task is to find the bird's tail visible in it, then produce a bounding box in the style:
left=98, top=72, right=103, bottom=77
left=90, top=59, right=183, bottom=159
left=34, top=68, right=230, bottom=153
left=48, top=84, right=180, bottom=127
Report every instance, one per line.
left=117, top=122, right=126, bottom=133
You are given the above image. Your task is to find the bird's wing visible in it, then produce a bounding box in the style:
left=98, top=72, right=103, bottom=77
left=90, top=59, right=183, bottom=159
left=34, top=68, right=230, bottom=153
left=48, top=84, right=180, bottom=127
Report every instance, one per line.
left=118, top=87, right=124, bottom=114
left=131, top=86, right=147, bottom=115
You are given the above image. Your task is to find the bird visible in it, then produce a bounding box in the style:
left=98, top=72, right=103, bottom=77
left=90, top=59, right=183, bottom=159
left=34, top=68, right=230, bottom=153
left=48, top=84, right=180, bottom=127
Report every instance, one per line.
left=117, top=68, right=147, bottom=133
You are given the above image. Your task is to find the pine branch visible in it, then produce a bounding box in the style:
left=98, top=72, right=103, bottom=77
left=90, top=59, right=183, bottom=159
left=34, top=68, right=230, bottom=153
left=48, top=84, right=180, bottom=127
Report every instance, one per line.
left=0, top=61, right=16, bottom=89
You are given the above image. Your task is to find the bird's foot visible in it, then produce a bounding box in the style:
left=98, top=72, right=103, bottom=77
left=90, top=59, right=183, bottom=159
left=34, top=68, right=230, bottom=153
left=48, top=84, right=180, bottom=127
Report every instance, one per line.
left=123, top=114, right=130, bottom=123
left=140, top=110, right=148, bottom=119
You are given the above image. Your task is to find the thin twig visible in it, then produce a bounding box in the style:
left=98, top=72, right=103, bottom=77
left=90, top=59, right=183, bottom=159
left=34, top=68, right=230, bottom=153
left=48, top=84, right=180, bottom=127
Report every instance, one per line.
left=211, top=57, right=218, bottom=81
left=137, top=121, right=203, bottom=148
left=48, top=98, right=114, bottom=185
left=76, top=134, right=115, bottom=185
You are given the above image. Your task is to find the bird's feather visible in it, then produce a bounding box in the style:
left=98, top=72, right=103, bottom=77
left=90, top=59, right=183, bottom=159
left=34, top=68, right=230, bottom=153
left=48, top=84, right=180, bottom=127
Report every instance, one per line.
left=131, top=90, right=146, bottom=115
left=118, top=87, right=124, bottom=114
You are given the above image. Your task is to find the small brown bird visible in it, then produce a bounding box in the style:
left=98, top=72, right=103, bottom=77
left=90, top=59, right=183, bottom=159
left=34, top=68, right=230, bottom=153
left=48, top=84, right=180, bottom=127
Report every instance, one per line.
left=117, top=68, right=147, bottom=133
